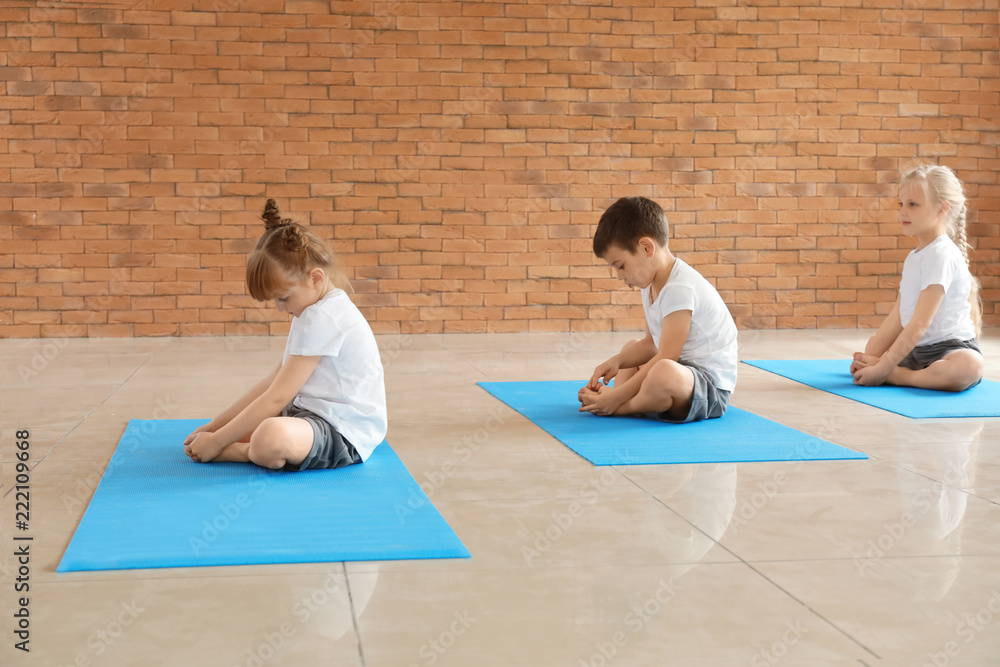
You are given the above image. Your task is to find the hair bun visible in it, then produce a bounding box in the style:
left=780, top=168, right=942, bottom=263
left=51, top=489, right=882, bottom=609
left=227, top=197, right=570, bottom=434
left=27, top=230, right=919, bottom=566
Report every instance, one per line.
left=280, top=225, right=309, bottom=253
left=261, top=199, right=292, bottom=230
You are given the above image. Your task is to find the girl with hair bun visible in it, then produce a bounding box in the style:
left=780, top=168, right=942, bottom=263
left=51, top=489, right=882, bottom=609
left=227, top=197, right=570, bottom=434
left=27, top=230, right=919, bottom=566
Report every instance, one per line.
left=183, top=199, right=387, bottom=470
left=851, top=165, right=984, bottom=392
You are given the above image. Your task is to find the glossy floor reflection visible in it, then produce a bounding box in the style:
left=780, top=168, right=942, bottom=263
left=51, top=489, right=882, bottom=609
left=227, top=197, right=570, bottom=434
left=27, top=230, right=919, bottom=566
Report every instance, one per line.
left=2, top=330, right=999, bottom=665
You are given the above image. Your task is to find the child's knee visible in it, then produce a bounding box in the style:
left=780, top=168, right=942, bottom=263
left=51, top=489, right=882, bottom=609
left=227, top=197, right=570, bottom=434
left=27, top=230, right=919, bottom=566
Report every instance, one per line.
left=644, top=359, right=689, bottom=395
left=648, top=358, right=683, bottom=379
left=249, top=419, right=290, bottom=468
left=950, top=352, right=984, bottom=391
left=248, top=441, right=286, bottom=469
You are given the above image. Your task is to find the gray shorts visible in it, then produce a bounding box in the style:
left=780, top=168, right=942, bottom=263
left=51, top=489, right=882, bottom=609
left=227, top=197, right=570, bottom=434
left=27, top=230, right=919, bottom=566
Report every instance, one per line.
left=657, top=363, right=731, bottom=424
left=281, top=404, right=361, bottom=472
left=898, top=338, right=981, bottom=371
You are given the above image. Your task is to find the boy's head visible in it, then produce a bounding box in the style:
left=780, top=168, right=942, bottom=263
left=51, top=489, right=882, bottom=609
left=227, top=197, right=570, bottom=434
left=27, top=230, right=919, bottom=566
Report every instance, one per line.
left=593, top=196, right=669, bottom=258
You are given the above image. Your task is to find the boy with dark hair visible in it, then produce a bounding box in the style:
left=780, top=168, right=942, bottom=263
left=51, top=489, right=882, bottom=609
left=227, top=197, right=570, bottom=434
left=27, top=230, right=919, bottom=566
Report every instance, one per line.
left=579, top=197, right=738, bottom=422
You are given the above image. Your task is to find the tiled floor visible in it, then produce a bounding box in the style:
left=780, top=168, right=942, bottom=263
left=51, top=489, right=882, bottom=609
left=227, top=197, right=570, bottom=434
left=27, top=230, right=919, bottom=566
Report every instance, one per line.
left=2, top=329, right=999, bottom=666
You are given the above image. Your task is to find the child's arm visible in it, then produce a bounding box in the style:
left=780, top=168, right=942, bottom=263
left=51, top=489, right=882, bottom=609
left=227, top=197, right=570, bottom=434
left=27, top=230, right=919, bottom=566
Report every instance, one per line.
left=184, top=355, right=321, bottom=462
left=587, top=332, right=657, bottom=390
left=865, top=297, right=904, bottom=357
left=850, top=298, right=903, bottom=374
left=853, top=286, right=945, bottom=386
left=581, top=311, right=690, bottom=415
left=188, top=361, right=283, bottom=437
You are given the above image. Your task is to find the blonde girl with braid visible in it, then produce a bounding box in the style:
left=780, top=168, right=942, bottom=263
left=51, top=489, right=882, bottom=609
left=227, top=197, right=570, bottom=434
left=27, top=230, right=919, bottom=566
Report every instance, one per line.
left=851, top=165, right=984, bottom=392
left=184, top=200, right=387, bottom=469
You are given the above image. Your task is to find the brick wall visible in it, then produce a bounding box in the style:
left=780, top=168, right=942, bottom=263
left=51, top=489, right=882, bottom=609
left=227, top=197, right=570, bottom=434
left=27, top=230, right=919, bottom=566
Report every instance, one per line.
left=1, top=0, right=997, bottom=337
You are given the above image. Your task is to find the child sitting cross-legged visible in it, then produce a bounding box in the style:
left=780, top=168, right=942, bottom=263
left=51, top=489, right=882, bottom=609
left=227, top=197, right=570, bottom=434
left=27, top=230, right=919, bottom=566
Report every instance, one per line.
left=578, top=196, right=739, bottom=422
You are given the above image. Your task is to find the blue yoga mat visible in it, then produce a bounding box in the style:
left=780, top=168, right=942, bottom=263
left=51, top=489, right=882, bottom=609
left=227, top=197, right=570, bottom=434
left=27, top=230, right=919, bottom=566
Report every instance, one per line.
left=58, top=419, right=469, bottom=572
left=743, top=359, right=1000, bottom=419
left=478, top=381, right=866, bottom=466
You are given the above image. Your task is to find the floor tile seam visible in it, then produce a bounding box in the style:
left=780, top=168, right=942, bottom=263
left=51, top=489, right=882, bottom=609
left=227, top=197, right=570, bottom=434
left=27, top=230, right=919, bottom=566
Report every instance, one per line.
left=20, top=354, right=159, bottom=493
left=342, top=562, right=368, bottom=667
left=444, top=357, right=500, bottom=383
left=637, top=474, right=883, bottom=660
left=343, top=561, right=752, bottom=578
left=4, top=425, right=91, bottom=500
left=881, top=461, right=1000, bottom=508
left=6, top=350, right=163, bottom=493
left=739, top=560, right=883, bottom=661
left=743, top=553, right=997, bottom=565
left=963, top=492, right=1000, bottom=507
left=620, top=470, right=746, bottom=561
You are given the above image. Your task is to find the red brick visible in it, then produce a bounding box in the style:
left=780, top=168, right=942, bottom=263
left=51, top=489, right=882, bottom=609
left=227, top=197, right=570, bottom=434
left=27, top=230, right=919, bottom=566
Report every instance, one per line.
left=0, top=4, right=995, bottom=337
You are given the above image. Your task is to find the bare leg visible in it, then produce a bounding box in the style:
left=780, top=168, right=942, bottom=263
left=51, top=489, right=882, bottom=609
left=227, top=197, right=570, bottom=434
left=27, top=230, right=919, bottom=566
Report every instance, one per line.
left=615, top=366, right=639, bottom=386
left=616, top=359, right=696, bottom=418
left=885, top=349, right=984, bottom=392
left=607, top=338, right=646, bottom=387
left=247, top=417, right=316, bottom=470
left=580, top=338, right=646, bottom=404
left=213, top=440, right=251, bottom=463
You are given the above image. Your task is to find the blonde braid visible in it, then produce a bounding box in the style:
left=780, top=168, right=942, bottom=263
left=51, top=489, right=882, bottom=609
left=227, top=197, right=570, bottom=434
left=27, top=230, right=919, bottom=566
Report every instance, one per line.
left=949, top=200, right=982, bottom=337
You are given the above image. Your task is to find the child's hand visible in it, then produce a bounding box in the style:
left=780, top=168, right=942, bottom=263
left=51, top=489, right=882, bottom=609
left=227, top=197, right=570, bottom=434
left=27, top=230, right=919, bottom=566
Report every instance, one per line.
left=578, top=385, right=623, bottom=416
left=184, top=431, right=224, bottom=463
left=852, top=360, right=890, bottom=387
left=184, top=423, right=212, bottom=442
left=849, top=352, right=879, bottom=375
left=588, top=359, right=620, bottom=391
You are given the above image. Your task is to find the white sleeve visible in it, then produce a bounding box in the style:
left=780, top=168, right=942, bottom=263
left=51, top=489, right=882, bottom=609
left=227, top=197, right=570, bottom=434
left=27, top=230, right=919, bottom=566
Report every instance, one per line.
left=919, top=245, right=958, bottom=292
left=659, top=282, right=696, bottom=317
left=285, top=307, right=347, bottom=358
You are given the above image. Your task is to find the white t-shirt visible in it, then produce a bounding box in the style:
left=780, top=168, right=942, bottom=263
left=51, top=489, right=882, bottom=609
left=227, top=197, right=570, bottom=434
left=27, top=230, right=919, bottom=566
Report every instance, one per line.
left=282, top=289, right=387, bottom=461
left=641, top=258, right=738, bottom=392
left=899, top=235, right=976, bottom=346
